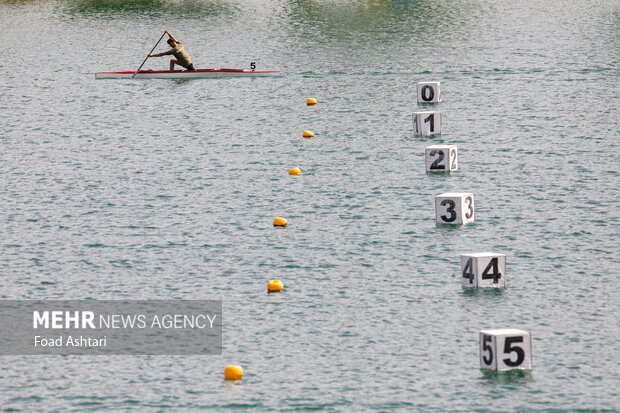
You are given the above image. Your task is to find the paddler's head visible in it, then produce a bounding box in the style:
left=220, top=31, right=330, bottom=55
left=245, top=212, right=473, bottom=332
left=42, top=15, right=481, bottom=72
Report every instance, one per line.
left=167, top=38, right=177, bottom=47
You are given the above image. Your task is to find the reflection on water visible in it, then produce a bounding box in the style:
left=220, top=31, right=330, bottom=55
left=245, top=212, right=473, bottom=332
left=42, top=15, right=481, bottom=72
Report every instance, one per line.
left=62, top=0, right=238, bottom=19
left=58, top=0, right=480, bottom=46
left=461, top=287, right=506, bottom=298
left=280, top=0, right=479, bottom=44
left=479, top=368, right=534, bottom=385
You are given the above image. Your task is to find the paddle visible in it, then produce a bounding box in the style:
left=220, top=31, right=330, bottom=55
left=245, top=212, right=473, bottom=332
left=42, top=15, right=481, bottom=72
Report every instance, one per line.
left=131, top=31, right=167, bottom=79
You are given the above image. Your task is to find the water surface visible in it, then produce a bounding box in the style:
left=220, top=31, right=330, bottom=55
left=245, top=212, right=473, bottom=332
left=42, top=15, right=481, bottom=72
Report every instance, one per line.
left=1, top=0, right=619, bottom=411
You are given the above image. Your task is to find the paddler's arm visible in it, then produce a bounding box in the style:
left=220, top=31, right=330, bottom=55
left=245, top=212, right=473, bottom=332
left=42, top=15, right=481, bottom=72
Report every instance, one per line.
left=148, top=50, right=173, bottom=58
left=165, top=29, right=178, bottom=43
left=148, top=30, right=176, bottom=57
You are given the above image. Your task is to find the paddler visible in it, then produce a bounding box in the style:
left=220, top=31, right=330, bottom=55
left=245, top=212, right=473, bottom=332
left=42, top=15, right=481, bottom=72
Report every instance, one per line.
left=148, top=30, right=195, bottom=71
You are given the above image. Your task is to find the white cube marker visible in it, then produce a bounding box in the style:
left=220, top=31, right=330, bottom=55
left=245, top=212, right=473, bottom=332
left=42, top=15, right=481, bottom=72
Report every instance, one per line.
left=417, top=81, right=441, bottom=103
left=461, top=252, right=506, bottom=288
left=425, top=145, right=458, bottom=172
left=435, top=193, right=474, bottom=225
left=479, top=329, right=532, bottom=371
left=413, top=111, right=442, bottom=136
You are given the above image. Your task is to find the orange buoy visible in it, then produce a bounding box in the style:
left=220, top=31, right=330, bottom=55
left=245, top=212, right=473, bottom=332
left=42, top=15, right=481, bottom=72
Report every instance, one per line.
left=303, top=130, right=314, bottom=138
left=306, top=98, right=317, bottom=105
left=288, top=167, right=301, bottom=175
left=268, top=279, right=284, bottom=292
left=224, top=365, right=243, bottom=380
left=273, top=217, right=287, bottom=227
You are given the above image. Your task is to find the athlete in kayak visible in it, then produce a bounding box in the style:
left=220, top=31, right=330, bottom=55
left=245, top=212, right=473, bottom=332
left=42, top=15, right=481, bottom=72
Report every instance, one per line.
left=148, top=30, right=195, bottom=71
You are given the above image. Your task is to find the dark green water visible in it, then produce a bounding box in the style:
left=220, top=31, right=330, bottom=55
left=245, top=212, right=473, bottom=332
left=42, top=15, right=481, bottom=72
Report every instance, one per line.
left=1, top=0, right=619, bottom=411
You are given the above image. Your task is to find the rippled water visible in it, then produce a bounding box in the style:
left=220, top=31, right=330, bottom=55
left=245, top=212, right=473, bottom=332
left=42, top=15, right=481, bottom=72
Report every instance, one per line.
left=1, top=0, right=619, bottom=411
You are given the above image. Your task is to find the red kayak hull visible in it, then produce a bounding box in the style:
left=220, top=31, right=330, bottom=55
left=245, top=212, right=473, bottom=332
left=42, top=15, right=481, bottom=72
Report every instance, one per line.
left=95, top=68, right=280, bottom=79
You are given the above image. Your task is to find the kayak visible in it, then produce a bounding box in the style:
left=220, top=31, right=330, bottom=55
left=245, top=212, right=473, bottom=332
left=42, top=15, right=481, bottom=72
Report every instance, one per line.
left=95, top=68, right=280, bottom=79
